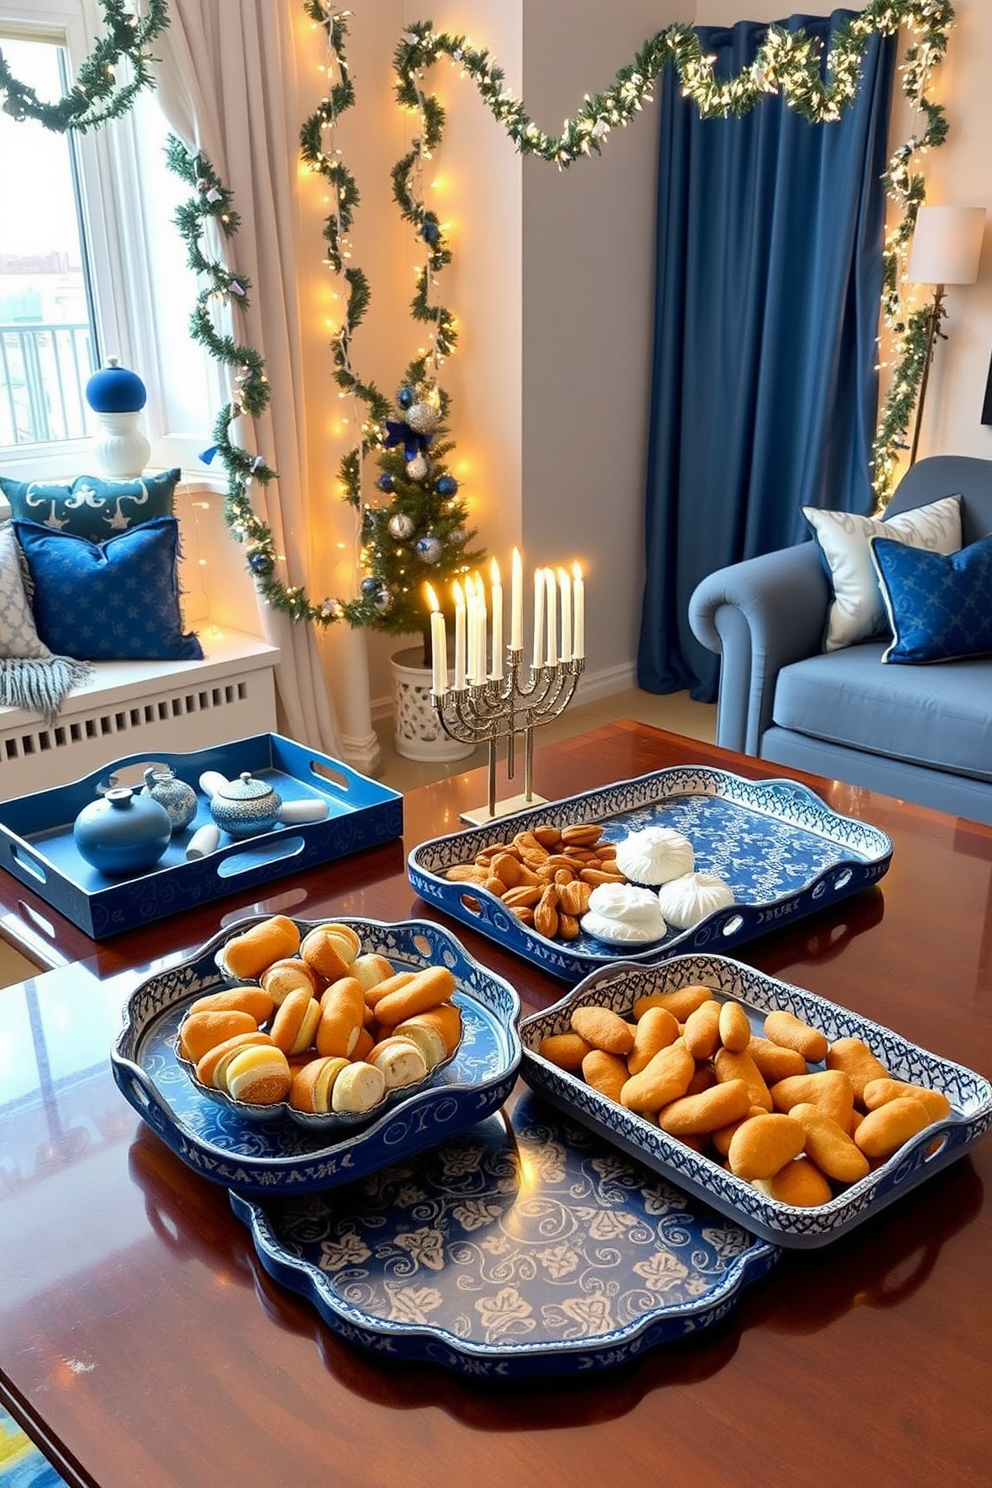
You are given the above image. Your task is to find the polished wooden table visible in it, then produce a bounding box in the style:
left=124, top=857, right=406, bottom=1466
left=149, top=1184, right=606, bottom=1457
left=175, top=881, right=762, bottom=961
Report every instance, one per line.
left=1, top=722, right=989, bottom=1488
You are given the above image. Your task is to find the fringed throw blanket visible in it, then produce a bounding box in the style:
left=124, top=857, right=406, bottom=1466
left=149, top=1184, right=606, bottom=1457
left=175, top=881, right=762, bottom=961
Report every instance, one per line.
left=0, top=656, right=93, bottom=727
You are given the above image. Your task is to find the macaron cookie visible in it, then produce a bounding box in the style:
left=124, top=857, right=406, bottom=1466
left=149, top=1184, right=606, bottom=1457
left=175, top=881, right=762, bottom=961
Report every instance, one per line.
left=330, top=1060, right=386, bottom=1115
left=288, top=1055, right=350, bottom=1114
left=269, top=988, right=322, bottom=1056
left=223, top=1044, right=292, bottom=1105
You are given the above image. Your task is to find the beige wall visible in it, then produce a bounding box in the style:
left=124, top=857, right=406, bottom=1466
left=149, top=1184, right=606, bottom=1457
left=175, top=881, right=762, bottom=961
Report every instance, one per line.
left=300, top=1, right=992, bottom=729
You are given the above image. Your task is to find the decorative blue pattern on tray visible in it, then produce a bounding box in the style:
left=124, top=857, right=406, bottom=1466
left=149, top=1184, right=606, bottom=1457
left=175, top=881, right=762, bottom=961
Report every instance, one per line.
left=0, top=734, right=402, bottom=940
left=519, top=953, right=992, bottom=1249
left=408, top=766, right=893, bottom=981
left=229, top=1089, right=778, bottom=1377
left=111, top=917, right=521, bottom=1195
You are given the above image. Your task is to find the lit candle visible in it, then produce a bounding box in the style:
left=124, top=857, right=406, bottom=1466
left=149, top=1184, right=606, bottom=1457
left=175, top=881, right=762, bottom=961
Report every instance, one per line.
left=557, top=566, right=572, bottom=662
left=490, top=556, right=503, bottom=679
left=572, top=561, right=585, bottom=659
left=510, top=547, right=523, bottom=651
left=545, top=566, right=558, bottom=666
left=471, top=571, right=488, bottom=683
left=452, top=579, right=467, bottom=690
left=532, top=565, right=545, bottom=669
left=425, top=583, right=447, bottom=695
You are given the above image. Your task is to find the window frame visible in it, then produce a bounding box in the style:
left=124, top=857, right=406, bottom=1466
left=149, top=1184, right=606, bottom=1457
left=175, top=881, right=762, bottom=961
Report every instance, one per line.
left=0, top=0, right=217, bottom=481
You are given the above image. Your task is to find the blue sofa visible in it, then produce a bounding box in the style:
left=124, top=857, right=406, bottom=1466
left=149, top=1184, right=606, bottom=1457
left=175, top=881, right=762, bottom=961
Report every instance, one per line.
left=688, top=454, right=992, bottom=825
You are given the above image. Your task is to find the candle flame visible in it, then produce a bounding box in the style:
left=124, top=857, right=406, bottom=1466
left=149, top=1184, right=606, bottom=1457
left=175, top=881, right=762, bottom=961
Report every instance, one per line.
left=424, top=582, right=440, bottom=613
left=572, top=560, right=583, bottom=579
left=490, top=555, right=502, bottom=586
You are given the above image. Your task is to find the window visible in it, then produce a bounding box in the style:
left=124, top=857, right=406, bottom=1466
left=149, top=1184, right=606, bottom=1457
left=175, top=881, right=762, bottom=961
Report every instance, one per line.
left=0, top=0, right=218, bottom=479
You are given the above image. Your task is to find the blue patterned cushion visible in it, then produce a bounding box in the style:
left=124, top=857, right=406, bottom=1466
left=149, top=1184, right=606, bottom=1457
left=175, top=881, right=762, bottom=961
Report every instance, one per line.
left=13, top=516, right=204, bottom=662
left=869, top=533, right=992, bottom=664
left=1, top=469, right=178, bottom=542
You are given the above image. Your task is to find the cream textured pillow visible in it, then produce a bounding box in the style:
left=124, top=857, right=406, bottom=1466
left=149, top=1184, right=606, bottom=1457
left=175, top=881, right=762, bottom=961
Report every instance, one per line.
left=0, top=522, right=51, bottom=658
left=803, top=496, right=962, bottom=651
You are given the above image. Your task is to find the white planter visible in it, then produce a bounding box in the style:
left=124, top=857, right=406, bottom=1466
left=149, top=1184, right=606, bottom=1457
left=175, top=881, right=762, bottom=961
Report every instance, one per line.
left=390, top=646, right=475, bottom=762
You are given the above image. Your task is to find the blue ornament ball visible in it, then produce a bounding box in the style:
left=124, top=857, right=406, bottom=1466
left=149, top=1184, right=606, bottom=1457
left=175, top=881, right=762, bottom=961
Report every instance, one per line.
left=376, top=472, right=395, bottom=493
left=436, top=475, right=458, bottom=497
left=397, top=385, right=415, bottom=409
left=249, top=550, right=274, bottom=576
left=416, top=535, right=443, bottom=565
left=360, top=576, right=379, bottom=597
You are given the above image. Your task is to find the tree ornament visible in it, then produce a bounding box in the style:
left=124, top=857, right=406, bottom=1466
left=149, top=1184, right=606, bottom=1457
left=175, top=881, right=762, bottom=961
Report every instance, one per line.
left=416, top=535, right=443, bottom=565
left=405, top=401, right=440, bottom=434
left=376, top=472, right=395, bottom=493
left=406, top=454, right=429, bottom=481
left=321, top=599, right=345, bottom=621
left=397, top=385, right=415, bottom=409
left=388, top=513, right=416, bottom=539
left=360, top=576, right=379, bottom=597
left=436, top=475, right=458, bottom=497
left=373, top=588, right=394, bottom=613
left=448, top=526, right=467, bottom=548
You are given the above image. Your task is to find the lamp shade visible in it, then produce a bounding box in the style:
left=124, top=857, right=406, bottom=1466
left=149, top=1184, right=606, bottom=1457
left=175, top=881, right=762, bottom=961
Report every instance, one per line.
left=85, top=356, right=147, bottom=413
left=907, top=205, right=986, bottom=287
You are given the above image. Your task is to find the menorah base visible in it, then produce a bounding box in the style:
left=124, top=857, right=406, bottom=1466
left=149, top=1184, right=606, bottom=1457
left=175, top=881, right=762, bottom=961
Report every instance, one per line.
left=460, top=789, right=548, bottom=827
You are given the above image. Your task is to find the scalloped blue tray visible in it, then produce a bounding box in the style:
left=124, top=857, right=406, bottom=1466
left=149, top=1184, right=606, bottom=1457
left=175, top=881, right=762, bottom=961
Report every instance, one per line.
left=110, top=916, right=521, bottom=1195
left=518, top=953, right=992, bottom=1248
left=229, top=1089, right=779, bottom=1377
left=408, top=766, right=893, bottom=981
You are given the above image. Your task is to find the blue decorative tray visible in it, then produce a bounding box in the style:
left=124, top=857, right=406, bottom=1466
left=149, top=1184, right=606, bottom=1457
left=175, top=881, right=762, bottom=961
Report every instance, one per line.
left=229, top=1088, right=779, bottom=1377
left=408, top=766, right=893, bottom=981
left=519, top=953, right=992, bottom=1249
left=0, top=733, right=402, bottom=939
left=110, top=916, right=521, bottom=1195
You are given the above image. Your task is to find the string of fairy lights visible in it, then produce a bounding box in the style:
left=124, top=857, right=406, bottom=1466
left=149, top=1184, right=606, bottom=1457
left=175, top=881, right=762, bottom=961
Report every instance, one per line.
left=0, top=0, right=957, bottom=624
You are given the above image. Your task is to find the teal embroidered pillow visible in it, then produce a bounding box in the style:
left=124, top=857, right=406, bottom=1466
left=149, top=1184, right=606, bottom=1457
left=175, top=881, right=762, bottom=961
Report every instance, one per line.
left=13, top=516, right=204, bottom=663
left=869, top=532, right=992, bottom=664
left=0, top=468, right=179, bottom=542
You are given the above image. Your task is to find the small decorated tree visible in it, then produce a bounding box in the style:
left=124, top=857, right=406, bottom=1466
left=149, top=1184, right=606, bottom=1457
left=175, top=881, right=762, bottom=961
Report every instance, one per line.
left=335, top=375, right=484, bottom=663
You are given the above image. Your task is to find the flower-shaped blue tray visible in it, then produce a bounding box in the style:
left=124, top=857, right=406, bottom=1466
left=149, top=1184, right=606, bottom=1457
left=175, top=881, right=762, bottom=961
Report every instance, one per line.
left=408, top=766, right=893, bottom=981
left=229, top=1089, right=779, bottom=1377
left=111, top=916, right=521, bottom=1195
left=519, top=953, right=992, bottom=1248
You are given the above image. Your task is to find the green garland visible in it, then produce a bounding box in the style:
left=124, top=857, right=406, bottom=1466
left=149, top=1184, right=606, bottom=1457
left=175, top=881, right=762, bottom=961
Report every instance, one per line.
left=0, top=0, right=168, bottom=133
left=393, top=1, right=953, bottom=505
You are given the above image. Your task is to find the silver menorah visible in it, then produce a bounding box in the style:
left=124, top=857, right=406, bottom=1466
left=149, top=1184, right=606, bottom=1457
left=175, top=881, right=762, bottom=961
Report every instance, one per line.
left=432, top=647, right=585, bottom=823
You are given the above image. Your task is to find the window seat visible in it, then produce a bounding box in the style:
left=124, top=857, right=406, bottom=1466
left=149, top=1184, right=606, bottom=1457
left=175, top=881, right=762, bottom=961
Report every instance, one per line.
left=0, top=626, right=280, bottom=801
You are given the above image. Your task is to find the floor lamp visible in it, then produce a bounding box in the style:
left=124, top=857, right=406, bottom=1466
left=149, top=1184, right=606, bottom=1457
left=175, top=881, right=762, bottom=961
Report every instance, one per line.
left=906, top=204, right=986, bottom=463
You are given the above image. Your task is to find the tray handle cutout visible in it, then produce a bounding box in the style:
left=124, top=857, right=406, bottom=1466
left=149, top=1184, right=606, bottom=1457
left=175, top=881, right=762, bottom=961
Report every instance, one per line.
left=8, top=839, right=50, bottom=886
left=309, top=758, right=352, bottom=793
left=216, top=833, right=306, bottom=879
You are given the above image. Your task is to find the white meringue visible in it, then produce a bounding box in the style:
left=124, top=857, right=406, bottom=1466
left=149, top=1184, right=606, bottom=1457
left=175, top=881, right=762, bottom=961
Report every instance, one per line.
left=613, top=826, right=695, bottom=885
left=587, top=882, right=665, bottom=924
left=656, top=870, right=735, bottom=930
left=581, top=908, right=668, bottom=945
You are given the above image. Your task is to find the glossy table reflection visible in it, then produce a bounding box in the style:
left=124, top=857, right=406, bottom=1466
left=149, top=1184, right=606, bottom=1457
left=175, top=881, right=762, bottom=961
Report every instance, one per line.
left=1, top=722, right=990, bottom=1488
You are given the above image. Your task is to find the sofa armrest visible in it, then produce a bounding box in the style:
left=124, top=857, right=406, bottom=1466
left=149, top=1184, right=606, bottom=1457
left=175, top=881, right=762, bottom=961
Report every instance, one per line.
left=688, top=541, right=830, bottom=755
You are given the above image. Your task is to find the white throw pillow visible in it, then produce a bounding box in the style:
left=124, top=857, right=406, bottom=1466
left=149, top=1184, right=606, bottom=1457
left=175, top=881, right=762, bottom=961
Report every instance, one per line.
left=0, top=522, right=51, bottom=659
left=803, top=496, right=962, bottom=651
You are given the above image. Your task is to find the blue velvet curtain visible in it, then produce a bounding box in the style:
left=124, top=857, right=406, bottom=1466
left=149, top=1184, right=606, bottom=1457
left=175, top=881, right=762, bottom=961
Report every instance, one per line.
left=637, top=11, right=897, bottom=700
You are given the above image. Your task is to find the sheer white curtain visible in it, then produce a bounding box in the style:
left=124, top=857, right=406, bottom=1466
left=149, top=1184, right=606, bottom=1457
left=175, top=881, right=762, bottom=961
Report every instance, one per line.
left=151, top=0, right=344, bottom=756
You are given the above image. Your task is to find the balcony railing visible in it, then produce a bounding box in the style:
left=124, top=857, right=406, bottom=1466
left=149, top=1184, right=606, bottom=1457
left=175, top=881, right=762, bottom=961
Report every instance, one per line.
left=0, top=322, right=96, bottom=447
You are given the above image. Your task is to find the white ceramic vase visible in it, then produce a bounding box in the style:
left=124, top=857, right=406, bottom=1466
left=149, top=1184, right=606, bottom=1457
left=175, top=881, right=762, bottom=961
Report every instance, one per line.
left=390, top=646, right=475, bottom=762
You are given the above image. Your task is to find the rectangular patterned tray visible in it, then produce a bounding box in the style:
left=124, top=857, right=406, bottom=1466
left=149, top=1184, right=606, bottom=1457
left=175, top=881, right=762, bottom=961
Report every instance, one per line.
left=408, top=765, right=892, bottom=981
left=0, top=733, right=402, bottom=939
left=518, top=953, right=992, bottom=1248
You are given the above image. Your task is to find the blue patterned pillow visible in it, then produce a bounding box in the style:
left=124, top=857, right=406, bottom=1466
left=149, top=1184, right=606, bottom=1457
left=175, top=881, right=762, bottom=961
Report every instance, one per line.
left=869, top=533, right=992, bottom=664
left=1, top=469, right=178, bottom=542
left=13, top=516, right=204, bottom=662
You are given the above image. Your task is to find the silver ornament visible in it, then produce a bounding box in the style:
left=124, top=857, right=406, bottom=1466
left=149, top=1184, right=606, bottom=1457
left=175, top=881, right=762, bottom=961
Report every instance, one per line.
left=405, top=401, right=440, bottom=434
left=416, top=535, right=443, bottom=565
left=373, top=588, right=394, bottom=613
left=406, top=454, right=429, bottom=481
left=388, top=513, right=416, bottom=540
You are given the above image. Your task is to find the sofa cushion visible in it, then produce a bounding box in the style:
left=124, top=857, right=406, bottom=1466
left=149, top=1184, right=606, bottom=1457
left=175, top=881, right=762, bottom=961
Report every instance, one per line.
left=870, top=532, right=992, bottom=664
left=803, top=496, right=962, bottom=653
left=772, top=645, right=992, bottom=782
left=1, top=469, right=179, bottom=542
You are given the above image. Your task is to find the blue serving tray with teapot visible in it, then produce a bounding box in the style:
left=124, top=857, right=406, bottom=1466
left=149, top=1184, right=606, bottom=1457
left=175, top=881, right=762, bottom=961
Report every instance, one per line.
left=0, top=733, right=402, bottom=939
